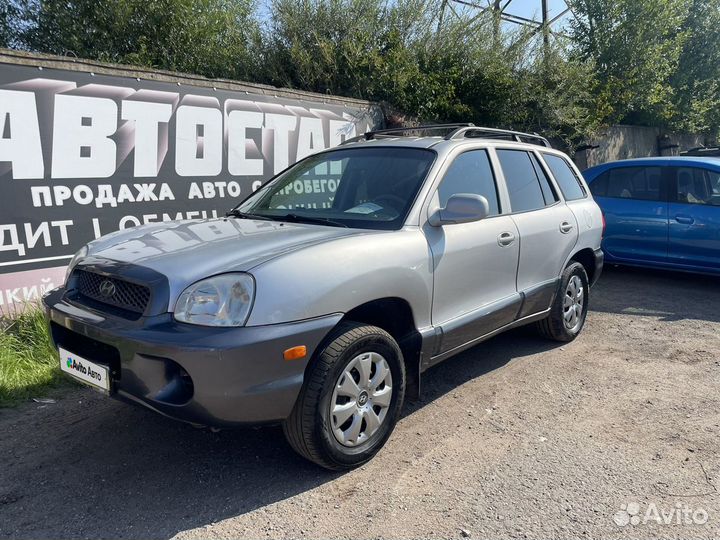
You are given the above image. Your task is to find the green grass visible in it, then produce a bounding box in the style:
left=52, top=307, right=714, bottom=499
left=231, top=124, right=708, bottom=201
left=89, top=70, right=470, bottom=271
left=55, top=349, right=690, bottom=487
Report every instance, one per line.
left=0, top=307, right=73, bottom=407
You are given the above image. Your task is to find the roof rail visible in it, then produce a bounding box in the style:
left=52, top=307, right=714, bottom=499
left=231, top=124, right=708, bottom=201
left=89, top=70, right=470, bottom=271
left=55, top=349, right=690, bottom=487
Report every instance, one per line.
left=341, top=123, right=475, bottom=145
left=340, top=122, right=552, bottom=148
left=680, top=146, right=720, bottom=156
left=445, top=126, right=552, bottom=148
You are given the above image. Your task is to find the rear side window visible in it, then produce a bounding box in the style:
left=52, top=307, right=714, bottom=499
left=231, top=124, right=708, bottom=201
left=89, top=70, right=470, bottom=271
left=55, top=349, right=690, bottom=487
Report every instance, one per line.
left=592, top=166, right=662, bottom=201
left=497, top=149, right=550, bottom=212
left=438, top=150, right=500, bottom=215
left=543, top=154, right=587, bottom=200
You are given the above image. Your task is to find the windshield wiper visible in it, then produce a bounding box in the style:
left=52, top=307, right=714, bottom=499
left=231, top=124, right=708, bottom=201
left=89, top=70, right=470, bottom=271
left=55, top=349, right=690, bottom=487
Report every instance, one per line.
left=225, top=209, right=274, bottom=221
left=227, top=209, right=348, bottom=228
left=278, top=213, right=349, bottom=228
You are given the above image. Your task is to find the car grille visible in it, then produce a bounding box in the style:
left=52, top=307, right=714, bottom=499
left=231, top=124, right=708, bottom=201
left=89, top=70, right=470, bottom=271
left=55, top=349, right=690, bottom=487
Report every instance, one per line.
left=74, top=269, right=151, bottom=315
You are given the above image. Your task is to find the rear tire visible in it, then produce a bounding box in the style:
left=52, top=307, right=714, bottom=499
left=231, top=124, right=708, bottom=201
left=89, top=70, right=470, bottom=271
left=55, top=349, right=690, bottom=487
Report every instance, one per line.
left=536, top=262, right=589, bottom=342
left=283, top=322, right=406, bottom=470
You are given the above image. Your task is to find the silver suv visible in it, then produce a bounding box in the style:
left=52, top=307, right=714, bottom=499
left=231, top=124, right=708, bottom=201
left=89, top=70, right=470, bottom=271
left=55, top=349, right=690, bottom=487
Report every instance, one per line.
left=43, top=124, right=604, bottom=470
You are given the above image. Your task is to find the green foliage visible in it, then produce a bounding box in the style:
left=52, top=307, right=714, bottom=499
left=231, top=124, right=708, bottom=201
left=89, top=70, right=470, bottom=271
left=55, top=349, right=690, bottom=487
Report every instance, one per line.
left=19, top=0, right=260, bottom=80
left=669, top=0, right=720, bottom=134
left=506, top=47, right=603, bottom=143
left=569, top=0, right=691, bottom=127
left=0, top=307, right=70, bottom=407
left=4, top=0, right=720, bottom=141
left=263, top=0, right=599, bottom=146
left=0, top=0, right=21, bottom=48
left=262, top=1, right=430, bottom=104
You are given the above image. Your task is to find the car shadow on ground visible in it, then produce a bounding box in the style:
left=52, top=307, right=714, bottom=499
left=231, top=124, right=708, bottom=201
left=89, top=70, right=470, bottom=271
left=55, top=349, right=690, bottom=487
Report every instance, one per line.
left=5, top=265, right=714, bottom=539
left=0, top=330, right=562, bottom=540
left=591, top=265, right=720, bottom=323
left=403, top=325, right=562, bottom=416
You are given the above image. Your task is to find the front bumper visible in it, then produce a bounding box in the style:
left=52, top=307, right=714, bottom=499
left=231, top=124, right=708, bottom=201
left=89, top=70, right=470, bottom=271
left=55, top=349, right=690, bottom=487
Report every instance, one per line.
left=43, top=288, right=342, bottom=426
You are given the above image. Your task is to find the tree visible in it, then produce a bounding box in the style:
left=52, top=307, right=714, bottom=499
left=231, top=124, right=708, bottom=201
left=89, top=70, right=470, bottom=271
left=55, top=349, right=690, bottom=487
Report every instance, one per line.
left=3, top=0, right=607, bottom=143
left=261, top=0, right=599, bottom=146
left=260, top=0, right=430, bottom=100
left=669, top=0, right=720, bottom=135
left=569, top=0, right=690, bottom=126
left=18, top=0, right=260, bottom=80
left=0, top=0, right=21, bottom=48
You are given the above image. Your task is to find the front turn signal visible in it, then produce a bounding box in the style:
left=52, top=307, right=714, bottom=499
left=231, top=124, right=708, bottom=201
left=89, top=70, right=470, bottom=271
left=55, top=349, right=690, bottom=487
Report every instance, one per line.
left=283, top=346, right=307, bottom=361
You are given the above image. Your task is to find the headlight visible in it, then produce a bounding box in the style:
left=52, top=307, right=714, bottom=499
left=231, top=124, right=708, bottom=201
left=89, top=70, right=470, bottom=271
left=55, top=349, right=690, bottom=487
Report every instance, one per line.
left=65, top=246, right=88, bottom=283
left=174, top=273, right=255, bottom=327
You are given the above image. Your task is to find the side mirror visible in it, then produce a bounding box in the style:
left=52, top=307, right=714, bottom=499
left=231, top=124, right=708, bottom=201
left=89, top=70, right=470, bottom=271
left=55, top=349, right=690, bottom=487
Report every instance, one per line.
left=428, top=193, right=490, bottom=226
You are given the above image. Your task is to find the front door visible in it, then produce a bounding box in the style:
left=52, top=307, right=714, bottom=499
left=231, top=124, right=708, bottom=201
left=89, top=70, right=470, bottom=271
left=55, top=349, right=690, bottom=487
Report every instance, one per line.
left=667, top=165, right=720, bottom=270
left=424, top=149, right=520, bottom=357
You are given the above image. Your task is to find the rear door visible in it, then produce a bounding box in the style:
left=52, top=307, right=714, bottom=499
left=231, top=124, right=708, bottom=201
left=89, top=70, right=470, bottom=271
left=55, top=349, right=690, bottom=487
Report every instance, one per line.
left=493, top=148, right=578, bottom=317
left=667, top=165, right=720, bottom=270
left=589, top=165, right=668, bottom=263
left=541, top=152, right=603, bottom=254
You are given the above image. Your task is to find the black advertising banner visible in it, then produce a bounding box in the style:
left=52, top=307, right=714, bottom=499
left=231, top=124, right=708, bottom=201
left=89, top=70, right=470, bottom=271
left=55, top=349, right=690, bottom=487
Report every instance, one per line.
left=0, top=60, right=381, bottom=311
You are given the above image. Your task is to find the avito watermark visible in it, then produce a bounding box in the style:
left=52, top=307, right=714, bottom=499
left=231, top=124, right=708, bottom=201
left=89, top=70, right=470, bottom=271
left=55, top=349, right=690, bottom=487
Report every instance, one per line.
left=613, top=502, right=709, bottom=527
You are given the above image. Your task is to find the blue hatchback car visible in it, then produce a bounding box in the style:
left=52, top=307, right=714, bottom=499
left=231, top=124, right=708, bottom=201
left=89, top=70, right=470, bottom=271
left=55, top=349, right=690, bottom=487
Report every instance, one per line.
left=583, top=157, right=720, bottom=274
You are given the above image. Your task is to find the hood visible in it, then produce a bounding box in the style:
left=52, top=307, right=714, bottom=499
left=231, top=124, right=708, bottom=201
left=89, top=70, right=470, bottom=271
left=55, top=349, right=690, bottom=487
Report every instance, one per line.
left=85, top=217, right=362, bottom=294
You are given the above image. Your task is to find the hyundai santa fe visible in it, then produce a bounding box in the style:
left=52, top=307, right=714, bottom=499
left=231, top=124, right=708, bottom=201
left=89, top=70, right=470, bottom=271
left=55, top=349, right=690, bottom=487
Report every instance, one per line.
left=44, top=124, right=604, bottom=470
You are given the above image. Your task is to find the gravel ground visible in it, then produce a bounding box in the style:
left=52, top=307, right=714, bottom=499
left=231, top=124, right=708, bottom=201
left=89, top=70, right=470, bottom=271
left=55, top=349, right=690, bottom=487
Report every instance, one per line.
left=1, top=266, right=720, bottom=540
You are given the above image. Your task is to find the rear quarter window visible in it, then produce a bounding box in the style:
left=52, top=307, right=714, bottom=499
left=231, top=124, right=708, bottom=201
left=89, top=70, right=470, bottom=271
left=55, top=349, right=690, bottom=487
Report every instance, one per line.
left=543, top=154, right=587, bottom=201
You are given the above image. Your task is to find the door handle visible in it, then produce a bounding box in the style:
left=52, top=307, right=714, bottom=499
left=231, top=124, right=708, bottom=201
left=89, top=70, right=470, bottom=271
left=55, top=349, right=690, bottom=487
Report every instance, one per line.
left=675, top=214, right=694, bottom=225
left=497, top=231, right=516, bottom=247
left=559, top=221, right=574, bottom=234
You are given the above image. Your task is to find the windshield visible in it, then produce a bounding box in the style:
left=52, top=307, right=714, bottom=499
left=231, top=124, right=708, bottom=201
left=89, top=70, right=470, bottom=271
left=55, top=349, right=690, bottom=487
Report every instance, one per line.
left=233, top=147, right=436, bottom=229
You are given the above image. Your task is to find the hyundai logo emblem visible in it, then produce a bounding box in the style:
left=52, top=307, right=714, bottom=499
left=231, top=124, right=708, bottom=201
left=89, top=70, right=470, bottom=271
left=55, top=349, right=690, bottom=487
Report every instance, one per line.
left=99, top=280, right=116, bottom=298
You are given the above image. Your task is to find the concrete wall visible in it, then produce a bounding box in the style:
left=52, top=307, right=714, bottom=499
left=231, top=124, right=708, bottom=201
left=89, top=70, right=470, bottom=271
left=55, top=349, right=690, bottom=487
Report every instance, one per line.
left=573, top=124, right=708, bottom=170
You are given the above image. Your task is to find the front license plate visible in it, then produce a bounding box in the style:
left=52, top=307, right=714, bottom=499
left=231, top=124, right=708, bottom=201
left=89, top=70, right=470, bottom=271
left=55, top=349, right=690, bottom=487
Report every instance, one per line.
left=58, top=347, right=110, bottom=392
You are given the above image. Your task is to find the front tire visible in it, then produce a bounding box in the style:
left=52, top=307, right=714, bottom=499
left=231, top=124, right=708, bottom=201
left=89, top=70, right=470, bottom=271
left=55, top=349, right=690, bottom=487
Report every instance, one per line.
left=536, top=262, right=589, bottom=342
left=283, top=322, right=406, bottom=470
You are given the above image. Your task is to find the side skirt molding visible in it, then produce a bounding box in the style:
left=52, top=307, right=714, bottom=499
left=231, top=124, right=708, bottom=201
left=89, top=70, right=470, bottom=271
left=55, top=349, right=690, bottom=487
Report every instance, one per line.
left=423, top=308, right=551, bottom=371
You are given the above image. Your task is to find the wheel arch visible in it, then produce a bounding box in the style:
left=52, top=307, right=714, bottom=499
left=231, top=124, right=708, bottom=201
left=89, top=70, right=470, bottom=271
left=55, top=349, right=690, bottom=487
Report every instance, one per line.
left=313, top=297, right=422, bottom=400
left=568, top=247, right=597, bottom=283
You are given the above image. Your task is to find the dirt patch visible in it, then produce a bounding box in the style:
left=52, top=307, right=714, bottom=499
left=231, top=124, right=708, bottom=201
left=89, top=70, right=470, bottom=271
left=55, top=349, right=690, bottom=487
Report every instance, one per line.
left=1, top=266, right=719, bottom=539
